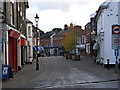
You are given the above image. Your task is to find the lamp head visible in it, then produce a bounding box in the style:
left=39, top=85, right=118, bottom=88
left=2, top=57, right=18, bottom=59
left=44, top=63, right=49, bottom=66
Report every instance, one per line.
left=34, top=13, right=39, bottom=23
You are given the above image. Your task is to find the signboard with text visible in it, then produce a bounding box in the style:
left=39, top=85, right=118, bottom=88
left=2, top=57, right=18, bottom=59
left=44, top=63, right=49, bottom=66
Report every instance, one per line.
left=112, top=25, right=120, bottom=49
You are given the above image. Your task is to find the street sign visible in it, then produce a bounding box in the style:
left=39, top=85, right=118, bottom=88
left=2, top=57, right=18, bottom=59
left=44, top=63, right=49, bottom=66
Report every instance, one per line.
left=112, top=25, right=120, bottom=34
left=114, top=49, right=119, bottom=56
left=0, top=13, right=5, bottom=23
left=114, top=38, right=120, bottom=43
left=112, top=25, right=120, bottom=49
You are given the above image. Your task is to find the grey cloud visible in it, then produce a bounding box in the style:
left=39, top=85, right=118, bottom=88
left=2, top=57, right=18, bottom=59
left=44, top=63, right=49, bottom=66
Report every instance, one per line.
left=29, top=2, right=71, bottom=12
left=29, top=1, right=91, bottom=12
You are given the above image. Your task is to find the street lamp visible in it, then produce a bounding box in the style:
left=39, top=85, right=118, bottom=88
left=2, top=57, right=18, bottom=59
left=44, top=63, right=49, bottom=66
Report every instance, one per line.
left=34, top=13, right=39, bottom=70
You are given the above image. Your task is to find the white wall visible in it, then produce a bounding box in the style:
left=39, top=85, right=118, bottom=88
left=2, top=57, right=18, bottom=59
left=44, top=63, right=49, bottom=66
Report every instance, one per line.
left=86, top=43, right=90, bottom=53
left=17, top=37, right=21, bottom=69
left=6, top=30, right=8, bottom=65
left=97, top=1, right=119, bottom=64
left=26, top=23, right=33, bottom=62
left=104, top=2, right=119, bottom=64
left=118, top=1, right=120, bottom=60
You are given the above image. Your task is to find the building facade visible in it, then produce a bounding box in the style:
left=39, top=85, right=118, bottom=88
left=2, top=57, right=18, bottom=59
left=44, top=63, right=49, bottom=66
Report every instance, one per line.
left=26, top=19, right=33, bottom=64
left=95, top=0, right=120, bottom=65
left=84, top=22, right=92, bottom=55
left=2, top=0, right=29, bottom=72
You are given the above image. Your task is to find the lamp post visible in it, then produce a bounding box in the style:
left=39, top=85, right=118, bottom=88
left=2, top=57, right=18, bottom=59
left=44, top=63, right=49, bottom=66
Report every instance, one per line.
left=34, top=13, right=39, bottom=70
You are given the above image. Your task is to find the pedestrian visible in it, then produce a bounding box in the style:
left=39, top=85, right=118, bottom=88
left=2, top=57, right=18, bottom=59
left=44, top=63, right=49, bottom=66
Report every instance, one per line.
left=93, top=50, right=97, bottom=63
left=33, top=51, right=36, bottom=59
left=93, top=41, right=99, bottom=63
left=54, top=48, right=57, bottom=56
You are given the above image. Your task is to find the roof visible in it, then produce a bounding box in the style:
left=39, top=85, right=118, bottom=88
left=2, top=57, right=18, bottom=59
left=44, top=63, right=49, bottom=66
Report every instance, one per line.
left=95, top=0, right=110, bottom=21
left=40, top=31, right=54, bottom=38
left=54, top=28, right=70, bottom=37
left=26, top=19, right=33, bottom=24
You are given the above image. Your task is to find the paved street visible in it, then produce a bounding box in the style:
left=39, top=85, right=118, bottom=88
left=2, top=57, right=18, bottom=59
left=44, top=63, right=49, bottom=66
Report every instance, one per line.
left=2, top=56, right=119, bottom=89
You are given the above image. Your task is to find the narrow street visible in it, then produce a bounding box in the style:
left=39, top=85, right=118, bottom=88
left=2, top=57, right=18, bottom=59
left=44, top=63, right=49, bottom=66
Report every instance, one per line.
left=2, top=56, right=119, bottom=89
left=1, top=0, right=120, bottom=90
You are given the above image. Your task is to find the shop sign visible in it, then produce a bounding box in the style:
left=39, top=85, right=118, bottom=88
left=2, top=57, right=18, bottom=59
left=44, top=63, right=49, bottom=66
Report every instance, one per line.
left=9, top=30, right=20, bottom=38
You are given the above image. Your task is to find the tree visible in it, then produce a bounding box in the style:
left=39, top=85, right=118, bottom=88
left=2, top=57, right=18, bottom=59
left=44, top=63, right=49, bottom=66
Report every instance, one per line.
left=63, top=29, right=77, bottom=53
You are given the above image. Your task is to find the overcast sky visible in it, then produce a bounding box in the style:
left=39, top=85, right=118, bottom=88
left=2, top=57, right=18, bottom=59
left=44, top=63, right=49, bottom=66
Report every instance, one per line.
left=26, top=0, right=106, bottom=32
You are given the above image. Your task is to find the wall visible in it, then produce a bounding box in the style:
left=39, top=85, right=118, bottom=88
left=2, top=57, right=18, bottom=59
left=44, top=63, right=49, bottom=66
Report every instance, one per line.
left=27, top=23, right=33, bottom=62
left=104, top=2, right=119, bottom=64
left=118, top=1, right=120, bottom=25
left=96, top=1, right=119, bottom=64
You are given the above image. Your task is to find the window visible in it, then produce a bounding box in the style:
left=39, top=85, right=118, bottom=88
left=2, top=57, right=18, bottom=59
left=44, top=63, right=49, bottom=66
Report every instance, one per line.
left=28, top=26, right=31, bottom=35
left=10, top=2, right=14, bottom=25
left=88, top=25, right=91, bottom=30
left=92, top=21, right=94, bottom=27
left=77, top=37, right=81, bottom=44
left=82, top=35, right=86, bottom=44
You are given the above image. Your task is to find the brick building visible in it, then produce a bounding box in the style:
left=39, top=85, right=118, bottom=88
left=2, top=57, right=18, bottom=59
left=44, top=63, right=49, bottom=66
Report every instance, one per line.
left=84, top=22, right=92, bottom=55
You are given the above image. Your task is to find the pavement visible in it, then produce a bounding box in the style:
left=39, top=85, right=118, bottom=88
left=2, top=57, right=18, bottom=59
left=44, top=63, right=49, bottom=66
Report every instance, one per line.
left=2, top=55, right=119, bottom=89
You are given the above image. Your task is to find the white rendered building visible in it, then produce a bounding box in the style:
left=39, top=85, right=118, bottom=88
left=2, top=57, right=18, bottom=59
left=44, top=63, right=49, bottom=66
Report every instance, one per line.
left=26, top=19, right=33, bottom=63
left=95, top=0, right=120, bottom=65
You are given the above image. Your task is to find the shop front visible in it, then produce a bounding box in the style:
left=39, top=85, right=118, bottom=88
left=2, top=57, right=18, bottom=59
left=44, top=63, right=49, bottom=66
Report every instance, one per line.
left=8, top=30, right=20, bottom=72
left=21, top=38, right=27, bottom=65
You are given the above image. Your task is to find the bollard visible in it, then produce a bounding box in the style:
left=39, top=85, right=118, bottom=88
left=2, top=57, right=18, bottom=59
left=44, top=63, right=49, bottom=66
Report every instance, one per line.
left=107, top=59, right=110, bottom=70
left=115, top=56, right=118, bottom=73
left=118, top=58, right=120, bottom=70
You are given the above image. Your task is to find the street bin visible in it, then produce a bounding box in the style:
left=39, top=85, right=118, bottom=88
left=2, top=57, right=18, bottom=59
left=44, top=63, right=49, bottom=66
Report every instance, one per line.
left=2, top=65, right=13, bottom=80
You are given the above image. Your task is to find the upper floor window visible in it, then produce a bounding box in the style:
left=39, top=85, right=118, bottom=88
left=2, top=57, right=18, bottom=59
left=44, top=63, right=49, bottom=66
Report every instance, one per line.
left=82, top=35, right=86, bottom=44
left=77, top=37, right=81, bottom=44
left=10, top=2, right=14, bottom=25
left=92, top=21, right=94, bottom=27
left=88, top=25, right=91, bottom=30
left=28, top=26, right=31, bottom=35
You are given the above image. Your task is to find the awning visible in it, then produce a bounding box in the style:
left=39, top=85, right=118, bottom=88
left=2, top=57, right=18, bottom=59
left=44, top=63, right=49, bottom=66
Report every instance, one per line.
left=21, top=38, right=27, bottom=46
left=33, top=46, right=37, bottom=51
left=33, top=46, right=41, bottom=51
left=37, top=46, right=41, bottom=51
left=40, top=46, right=44, bottom=51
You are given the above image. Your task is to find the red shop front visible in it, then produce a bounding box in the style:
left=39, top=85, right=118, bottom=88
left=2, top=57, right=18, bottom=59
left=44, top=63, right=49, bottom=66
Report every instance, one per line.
left=8, top=30, right=21, bottom=72
left=21, top=38, right=27, bottom=46
left=21, top=38, right=27, bottom=66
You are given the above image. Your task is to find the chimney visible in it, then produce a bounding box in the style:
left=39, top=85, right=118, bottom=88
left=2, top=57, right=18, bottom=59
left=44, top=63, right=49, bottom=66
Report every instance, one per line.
left=64, top=24, right=68, bottom=30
